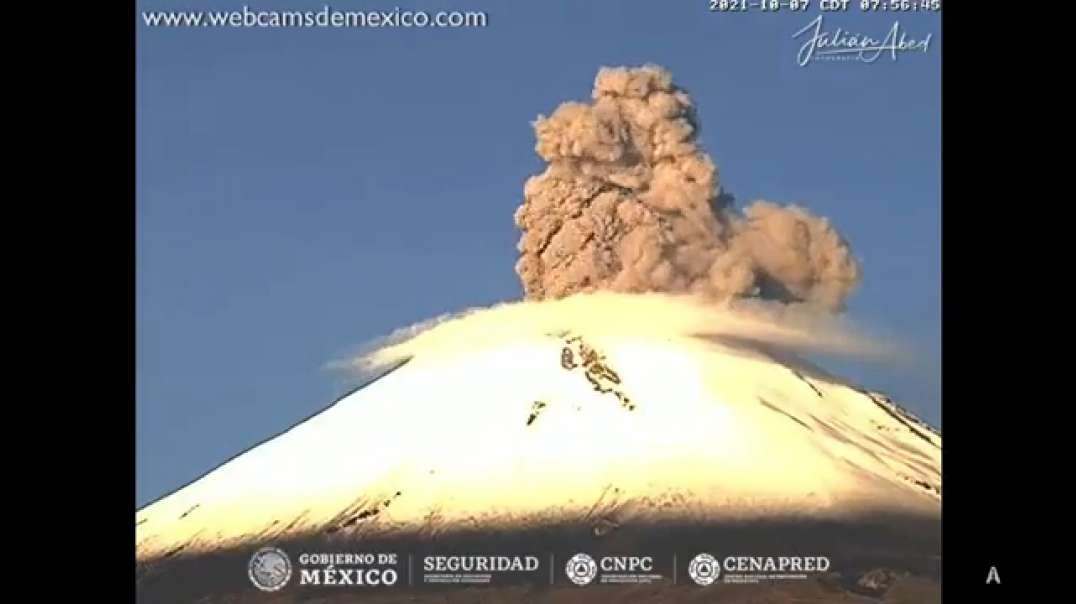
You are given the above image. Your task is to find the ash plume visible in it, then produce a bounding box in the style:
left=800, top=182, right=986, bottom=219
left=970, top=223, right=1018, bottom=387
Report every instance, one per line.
left=514, top=65, right=861, bottom=312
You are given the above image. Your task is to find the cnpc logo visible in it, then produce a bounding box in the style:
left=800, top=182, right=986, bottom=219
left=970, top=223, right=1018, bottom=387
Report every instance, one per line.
left=601, top=556, right=654, bottom=572
left=565, top=553, right=656, bottom=586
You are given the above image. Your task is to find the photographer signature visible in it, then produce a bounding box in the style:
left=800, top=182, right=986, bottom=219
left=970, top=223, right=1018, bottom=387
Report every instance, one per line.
left=793, top=15, right=933, bottom=66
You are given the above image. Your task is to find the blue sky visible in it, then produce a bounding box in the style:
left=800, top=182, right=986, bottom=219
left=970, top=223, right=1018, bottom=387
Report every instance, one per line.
left=137, top=1, right=941, bottom=506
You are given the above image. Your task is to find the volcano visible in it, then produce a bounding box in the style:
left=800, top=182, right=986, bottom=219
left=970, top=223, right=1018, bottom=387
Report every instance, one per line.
left=135, top=294, right=940, bottom=603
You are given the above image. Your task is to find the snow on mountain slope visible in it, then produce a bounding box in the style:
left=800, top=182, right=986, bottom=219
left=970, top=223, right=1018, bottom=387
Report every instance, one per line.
left=135, top=294, right=939, bottom=562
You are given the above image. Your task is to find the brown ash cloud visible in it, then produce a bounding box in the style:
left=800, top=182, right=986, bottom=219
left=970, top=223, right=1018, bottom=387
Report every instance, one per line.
left=514, top=65, right=861, bottom=312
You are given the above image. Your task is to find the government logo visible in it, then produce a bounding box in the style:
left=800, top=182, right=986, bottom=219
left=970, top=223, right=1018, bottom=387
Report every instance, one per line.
left=248, top=546, right=292, bottom=592
left=688, top=553, right=720, bottom=586
left=565, top=553, right=597, bottom=586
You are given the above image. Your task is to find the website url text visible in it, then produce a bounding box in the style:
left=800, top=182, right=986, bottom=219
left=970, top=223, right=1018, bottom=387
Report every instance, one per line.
left=141, top=5, right=488, bottom=29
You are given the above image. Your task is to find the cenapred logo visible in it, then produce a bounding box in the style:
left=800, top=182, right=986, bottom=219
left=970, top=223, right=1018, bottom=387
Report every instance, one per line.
left=565, top=553, right=598, bottom=586
left=249, top=546, right=293, bottom=592
left=688, top=553, right=720, bottom=586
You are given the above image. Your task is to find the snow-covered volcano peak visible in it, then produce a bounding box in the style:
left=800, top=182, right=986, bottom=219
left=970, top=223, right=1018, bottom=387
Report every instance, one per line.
left=136, top=294, right=939, bottom=564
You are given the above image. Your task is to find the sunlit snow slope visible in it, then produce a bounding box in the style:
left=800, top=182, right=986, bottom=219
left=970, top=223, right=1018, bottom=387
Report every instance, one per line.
left=136, top=296, right=940, bottom=562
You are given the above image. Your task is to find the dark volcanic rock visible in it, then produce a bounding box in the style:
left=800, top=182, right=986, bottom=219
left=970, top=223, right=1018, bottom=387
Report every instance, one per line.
left=857, top=567, right=899, bottom=595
